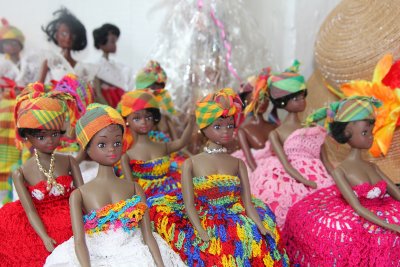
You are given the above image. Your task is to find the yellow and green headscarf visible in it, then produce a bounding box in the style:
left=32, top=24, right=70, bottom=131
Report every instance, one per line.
left=267, top=60, right=306, bottom=99
left=244, top=67, right=271, bottom=116
left=195, top=88, right=243, bottom=129
left=0, top=18, right=25, bottom=53
left=135, top=60, right=167, bottom=89
left=117, top=89, right=159, bottom=118
left=76, top=103, right=125, bottom=150
left=305, top=96, right=382, bottom=130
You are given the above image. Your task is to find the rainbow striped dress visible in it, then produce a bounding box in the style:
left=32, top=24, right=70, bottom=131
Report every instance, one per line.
left=149, top=174, right=289, bottom=267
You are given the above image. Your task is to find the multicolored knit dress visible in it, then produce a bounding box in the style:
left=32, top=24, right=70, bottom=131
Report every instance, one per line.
left=45, top=195, right=186, bottom=266
left=284, top=180, right=400, bottom=266
left=149, top=174, right=290, bottom=267
left=0, top=175, right=75, bottom=267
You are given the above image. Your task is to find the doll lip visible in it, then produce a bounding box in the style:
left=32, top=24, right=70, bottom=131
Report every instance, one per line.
left=108, top=154, right=117, bottom=159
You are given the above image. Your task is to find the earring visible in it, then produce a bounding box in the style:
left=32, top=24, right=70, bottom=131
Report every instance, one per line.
left=126, top=122, right=129, bottom=127
left=24, top=137, right=28, bottom=141
left=281, top=102, right=285, bottom=106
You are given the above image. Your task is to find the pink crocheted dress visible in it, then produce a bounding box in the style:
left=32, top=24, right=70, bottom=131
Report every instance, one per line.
left=240, top=126, right=334, bottom=227
left=284, top=180, right=400, bottom=266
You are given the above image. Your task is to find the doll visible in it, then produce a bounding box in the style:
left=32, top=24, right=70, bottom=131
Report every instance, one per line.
left=248, top=60, right=334, bottom=227
left=92, top=23, right=134, bottom=108
left=232, top=68, right=278, bottom=171
left=0, top=85, right=84, bottom=266
left=45, top=103, right=186, bottom=267
left=284, top=96, right=400, bottom=266
left=39, top=8, right=95, bottom=83
left=148, top=88, right=289, bottom=266
left=119, top=89, right=194, bottom=197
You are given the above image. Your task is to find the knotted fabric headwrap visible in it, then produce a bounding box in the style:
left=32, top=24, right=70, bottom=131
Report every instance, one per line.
left=195, top=88, right=243, bottom=129
left=152, top=89, right=176, bottom=115
left=0, top=18, right=25, bottom=53
left=135, top=60, right=167, bottom=89
left=244, top=67, right=271, bottom=116
left=267, top=60, right=306, bottom=99
left=118, top=89, right=159, bottom=117
left=305, top=96, right=382, bottom=130
left=75, top=103, right=125, bottom=150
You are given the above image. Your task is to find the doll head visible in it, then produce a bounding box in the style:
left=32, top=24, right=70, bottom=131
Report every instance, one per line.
left=136, top=60, right=167, bottom=90
left=42, top=7, right=87, bottom=51
left=15, top=83, right=68, bottom=152
left=76, top=103, right=125, bottom=165
left=195, top=88, right=242, bottom=145
left=0, top=18, right=24, bottom=55
left=306, top=96, right=382, bottom=149
left=93, top=23, right=120, bottom=53
left=118, top=90, right=161, bottom=134
left=244, top=67, right=271, bottom=116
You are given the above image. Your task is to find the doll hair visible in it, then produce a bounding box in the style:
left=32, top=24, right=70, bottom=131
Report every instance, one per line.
left=145, top=108, right=161, bottom=124
left=268, top=89, right=308, bottom=124
left=93, top=23, right=120, bottom=49
left=85, top=124, right=124, bottom=151
left=42, top=7, right=87, bottom=51
left=330, top=119, right=375, bottom=144
left=18, top=128, right=66, bottom=139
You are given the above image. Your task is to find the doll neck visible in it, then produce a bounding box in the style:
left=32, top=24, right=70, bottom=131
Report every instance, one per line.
left=346, top=148, right=364, bottom=161
left=7, top=53, right=20, bottom=65
left=282, top=111, right=300, bottom=125
left=102, top=52, right=109, bottom=60
left=95, top=164, right=117, bottom=180
left=35, top=149, right=53, bottom=160
left=253, top=113, right=266, bottom=124
left=133, top=131, right=152, bottom=144
left=61, top=49, right=76, bottom=67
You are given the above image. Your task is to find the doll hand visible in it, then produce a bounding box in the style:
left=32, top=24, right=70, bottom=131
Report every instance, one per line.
left=389, top=224, right=400, bottom=234
left=197, top=228, right=210, bottom=242
left=42, top=235, right=57, bottom=252
left=304, top=180, right=317, bottom=189
left=257, top=224, right=276, bottom=239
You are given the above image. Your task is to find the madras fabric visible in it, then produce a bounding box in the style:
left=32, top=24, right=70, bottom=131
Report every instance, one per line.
left=305, top=96, right=382, bottom=131
left=118, top=89, right=159, bottom=117
left=0, top=96, right=19, bottom=173
left=152, top=89, right=176, bottom=115
left=76, top=103, right=125, bottom=149
left=135, top=60, right=167, bottom=89
left=0, top=18, right=25, bottom=52
left=244, top=67, right=271, bottom=116
left=267, top=60, right=306, bottom=98
left=195, top=88, right=243, bottom=129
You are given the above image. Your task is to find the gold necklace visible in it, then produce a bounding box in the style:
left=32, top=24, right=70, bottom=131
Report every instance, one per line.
left=34, top=149, right=64, bottom=195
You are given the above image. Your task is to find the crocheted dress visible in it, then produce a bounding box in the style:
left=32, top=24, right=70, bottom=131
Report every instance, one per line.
left=45, top=195, right=186, bottom=267
left=149, top=174, right=290, bottom=267
left=0, top=175, right=75, bottom=267
left=284, top=180, right=400, bottom=266
left=245, top=126, right=334, bottom=227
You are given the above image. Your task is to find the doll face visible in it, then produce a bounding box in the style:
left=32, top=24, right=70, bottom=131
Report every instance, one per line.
left=100, top=33, right=118, bottom=54
left=345, top=120, right=375, bottom=149
left=257, top=97, right=269, bottom=114
left=149, top=82, right=166, bottom=90
left=285, top=90, right=306, bottom=112
left=26, top=130, right=62, bottom=154
left=2, top=39, right=22, bottom=56
left=86, top=124, right=123, bottom=166
left=56, top=23, right=73, bottom=49
left=202, top=116, right=235, bottom=145
left=127, top=109, right=154, bottom=135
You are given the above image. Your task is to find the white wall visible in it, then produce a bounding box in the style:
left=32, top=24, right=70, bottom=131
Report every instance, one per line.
left=0, top=0, right=340, bottom=79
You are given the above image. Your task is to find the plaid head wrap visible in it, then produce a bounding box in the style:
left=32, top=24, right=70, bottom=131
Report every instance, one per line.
left=195, top=88, right=243, bottom=129
left=75, top=103, right=125, bottom=149
left=135, top=60, right=167, bottom=89
left=0, top=18, right=25, bottom=53
left=305, top=96, right=382, bottom=131
left=244, top=67, right=271, bottom=116
left=267, top=60, right=306, bottom=99
left=152, top=89, right=176, bottom=115
left=118, top=89, right=159, bottom=117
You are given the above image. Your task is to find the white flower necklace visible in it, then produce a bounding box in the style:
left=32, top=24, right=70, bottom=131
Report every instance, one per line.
left=203, top=146, right=227, bottom=154
left=34, top=149, right=64, bottom=195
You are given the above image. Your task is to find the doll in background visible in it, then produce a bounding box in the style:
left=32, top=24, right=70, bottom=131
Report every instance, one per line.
left=92, top=23, right=134, bottom=108
left=284, top=96, right=400, bottom=266
left=149, top=88, right=289, bottom=267
left=39, top=7, right=96, bottom=83
left=0, top=85, right=84, bottom=266
left=232, top=68, right=277, bottom=171
left=118, top=90, right=194, bottom=197
left=249, top=60, right=334, bottom=227
left=45, top=103, right=186, bottom=267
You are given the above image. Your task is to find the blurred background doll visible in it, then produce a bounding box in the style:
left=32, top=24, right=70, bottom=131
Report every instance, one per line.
left=284, top=96, right=400, bottom=266
left=0, top=84, right=84, bottom=266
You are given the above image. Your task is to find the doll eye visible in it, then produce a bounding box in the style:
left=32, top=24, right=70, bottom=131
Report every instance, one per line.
left=36, top=136, right=45, bottom=140
left=145, top=115, right=153, bottom=121
left=132, top=117, right=140, bottom=122
left=52, top=132, right=60, bottom=137
left=362, top=131, right=367, bottom=136
left=213, top=125, right=221, bottom=130
left=97, top=143, right=106, bottom=148
left=227, top=124, right=235, bottom=129
left=114, top=141, right=122, bottom=147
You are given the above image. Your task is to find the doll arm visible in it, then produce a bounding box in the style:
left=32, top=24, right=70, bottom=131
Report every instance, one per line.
left=237, top=128, right=257, bottom=171
left=92, top=77, right=108, bottom=105
left=121, top=154, right=137, bottom=182
left=320, top=143, right=334, bottom=176
left=12, top=168, right=57, bottom=252
left=69, top=156, right=84, bottom=187
left=166, top=114, right=195, bottom=154
left=38, top=60, right=48, bottom=83
left=166, top=116, right=179, bottom=141
left=333, top=168, right=400, bottom=233
left=181, top=159, right=210, bottom=242
left=238, top=159, right=275, bottom=238
left=135, top=183, right=165, bottom=267
left=70, top=189, right=91, bottom=267
left=269, top=131, right=317, bottom=188
left=374, top=165, right=400, bottom=201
